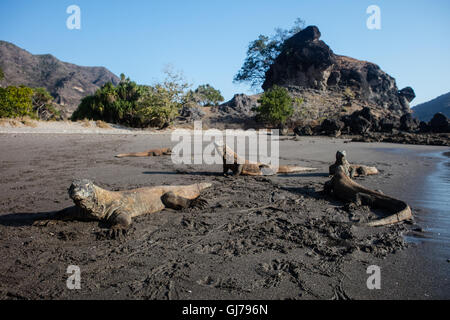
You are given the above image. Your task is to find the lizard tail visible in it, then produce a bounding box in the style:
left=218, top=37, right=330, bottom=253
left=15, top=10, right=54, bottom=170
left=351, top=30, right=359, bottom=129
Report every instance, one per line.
left=277, top=165, right=317, bottom=174
left=364, top=205, right=412, bottom=227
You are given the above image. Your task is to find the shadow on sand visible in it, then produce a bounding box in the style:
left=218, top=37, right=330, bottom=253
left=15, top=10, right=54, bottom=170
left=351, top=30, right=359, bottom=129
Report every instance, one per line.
left=0, top=206, right=98, bottom=228
left=143, top=171, right=222, bottom=177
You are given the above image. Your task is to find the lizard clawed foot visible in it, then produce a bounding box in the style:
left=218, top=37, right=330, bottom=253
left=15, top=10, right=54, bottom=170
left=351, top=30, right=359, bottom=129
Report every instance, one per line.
left=189, top=197, right=208, bottom=210
left=98, top=227, right=128, bottom=240
left=33, top=219, right=57, bottom=227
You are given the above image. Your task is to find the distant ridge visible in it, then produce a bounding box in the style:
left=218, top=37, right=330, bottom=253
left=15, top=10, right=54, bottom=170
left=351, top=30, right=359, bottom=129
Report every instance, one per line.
left=412, top=92, right=450, bottom=122
left=0, top=40, right=120, bottom=117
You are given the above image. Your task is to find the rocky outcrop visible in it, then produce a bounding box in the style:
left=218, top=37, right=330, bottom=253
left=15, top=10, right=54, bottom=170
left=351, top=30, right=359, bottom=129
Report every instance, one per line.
left=429, top=113, right=450, bottom=133
left=0, top=41, right=120, bottom=117
left=295, top=109, right=449, bottom=142
left=263, top=26, right=414, bottom=116
left=206, top=94, right=261, bottom=129
left=217, top=94, right=260, bottom=116
left=412, top=92, right=450, bottom=121
left=179, top=104, right=206, bottom=121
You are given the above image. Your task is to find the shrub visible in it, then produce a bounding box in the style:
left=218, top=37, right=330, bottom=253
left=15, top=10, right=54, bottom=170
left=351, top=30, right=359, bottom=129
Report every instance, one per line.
left=343, top=87, right=355, bottom=105
left=72, top=69, right=190, bottom=128
left=138, top=85, right=181, bottom=128
left=0, top=86, right=60, bottom=120
left=192, top=84, right=224, bottom=106
left=0, top=86, right=35, bottom=118
left=255, top=85, right=294, bottom=126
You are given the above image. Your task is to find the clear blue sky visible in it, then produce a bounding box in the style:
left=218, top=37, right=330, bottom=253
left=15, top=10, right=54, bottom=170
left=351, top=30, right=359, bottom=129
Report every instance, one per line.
left=0, top=0, right=449, bottom=106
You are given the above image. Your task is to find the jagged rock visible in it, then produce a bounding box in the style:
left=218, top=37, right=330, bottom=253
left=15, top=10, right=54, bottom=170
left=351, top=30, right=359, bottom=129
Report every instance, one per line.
left=352, top=132, right=450, bottom=146
left=429, top=113, right=450, bottom=133
left=320, top=119, right=344, bottom=136
left=263, top=26, right=335, bottom=92
left=206, top=93, right=260, bottom=129
left=399, top=87, right=416, bottom=102
left=379, top=118, right=397, bottom=133
left=218, top=94, right=259, bottom=116
left=294, top=125, right=314, bottom=136
left=419, top=121, right=431, bottom=133
left=179, top=104, right=205, bottom=121
left=262, top=26, right=414, bottom=116
left=277, top=124, right=289, bottom=136
left=399, top=114, right=420, bottom=132
left=341, top=107, right=377, bottom=135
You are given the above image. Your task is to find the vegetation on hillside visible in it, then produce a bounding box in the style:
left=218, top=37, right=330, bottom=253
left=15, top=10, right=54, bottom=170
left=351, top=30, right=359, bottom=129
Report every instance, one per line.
left=234, top=18, right=305, bottom=88
left=187, top=84, right=224, bottom=106
left=0, top=85, right=61, bottom=119
left=71, top=69, right=223, bottom=128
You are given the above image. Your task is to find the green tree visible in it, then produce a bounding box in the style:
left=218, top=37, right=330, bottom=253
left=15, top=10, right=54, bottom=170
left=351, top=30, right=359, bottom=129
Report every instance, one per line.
left=138, top=85, right=180, bottom=128
left=234, top=18, right=305, bottom=88
left=71, top=69, right=191, bottom=128
left=0, top=67, right=4, bottom=81
left=193, top=84, right=224, bottom=106
left=138, top=67, right=190, bottom=128
left=255, top=85, right=294, bottom=126
left=0, top=86, right=35, bottom=118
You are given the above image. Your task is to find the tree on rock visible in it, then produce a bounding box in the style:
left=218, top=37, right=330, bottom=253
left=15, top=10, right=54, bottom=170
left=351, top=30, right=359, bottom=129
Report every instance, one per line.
left=194, top=84, right=224, bottom=106
left=234, top=18, right=305, bottom=88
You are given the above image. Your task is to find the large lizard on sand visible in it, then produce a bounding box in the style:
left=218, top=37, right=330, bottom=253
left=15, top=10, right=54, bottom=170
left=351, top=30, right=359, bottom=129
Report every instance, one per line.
left=35, top=180, right=211, bottom=238
left=115, top=148, right=171, bottom=158
left=329, top=150, right=378, bottom=177
left=215, top=142, right=316, bottom=176
left=324, top=165, right=412, bottom=227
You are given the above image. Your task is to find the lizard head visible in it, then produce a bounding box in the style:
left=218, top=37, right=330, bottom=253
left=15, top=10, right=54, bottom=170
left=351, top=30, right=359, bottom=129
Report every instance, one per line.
left=68, top=179, right=97, bottom=211
left=336, top=150, right=347, bottom=163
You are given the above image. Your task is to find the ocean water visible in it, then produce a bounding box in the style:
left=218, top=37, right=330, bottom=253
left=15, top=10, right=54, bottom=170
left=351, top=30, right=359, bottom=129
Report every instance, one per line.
left=406, top=151, right=450, bottom=258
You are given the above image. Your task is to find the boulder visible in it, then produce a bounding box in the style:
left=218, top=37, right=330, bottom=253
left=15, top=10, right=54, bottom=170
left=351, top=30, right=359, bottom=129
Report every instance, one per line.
left=429, top=113, right=450, bottom=133
left=419, top=121, right=431, bottom=133
left=218, top=94, right=259, bottom=116
left=180, top=104, right=205, bottom=121
left=341, top=107, right=377, bottom=135
left=379, top=118, right=397, bottom=133
left=399, top=114, right=420, bottom=132
left=399, top=87, right=416, bottom=103
left=294, top=125, right=314, bottom=136
left=320, top=118, right=344, bottom=136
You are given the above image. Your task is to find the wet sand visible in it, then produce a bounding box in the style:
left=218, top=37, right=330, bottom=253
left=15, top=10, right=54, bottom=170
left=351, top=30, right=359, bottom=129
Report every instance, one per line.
left=0, top=131, right=449, bottom=300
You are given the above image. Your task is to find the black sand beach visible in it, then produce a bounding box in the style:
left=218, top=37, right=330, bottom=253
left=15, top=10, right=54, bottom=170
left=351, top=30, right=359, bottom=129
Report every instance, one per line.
left=0, top=131, right=448, bottom=299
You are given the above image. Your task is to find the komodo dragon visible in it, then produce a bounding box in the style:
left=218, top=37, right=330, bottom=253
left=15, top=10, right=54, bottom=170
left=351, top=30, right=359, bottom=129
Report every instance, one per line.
left=34, top=180, right=211, bottom=238
left=115, top=147, right=171, bottom=158
left=329, top=150, right=378, bottom=177
left=215, top=142, right=316, bottom=176
left=324, top=165, right=412, bottom=227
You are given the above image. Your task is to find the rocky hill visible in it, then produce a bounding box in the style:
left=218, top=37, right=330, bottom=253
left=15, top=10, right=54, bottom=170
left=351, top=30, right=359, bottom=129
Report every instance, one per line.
left=412, top=92, right=450, bottom=121
left=0, top=41, right=120, bottom=117
left=262, top=26, right=415, bottom=122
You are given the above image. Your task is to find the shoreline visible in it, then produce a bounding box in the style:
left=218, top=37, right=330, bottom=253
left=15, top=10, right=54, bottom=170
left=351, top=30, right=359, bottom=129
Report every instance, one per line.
left=0, top=133, right=448, bottom=299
